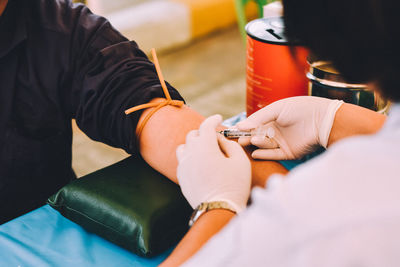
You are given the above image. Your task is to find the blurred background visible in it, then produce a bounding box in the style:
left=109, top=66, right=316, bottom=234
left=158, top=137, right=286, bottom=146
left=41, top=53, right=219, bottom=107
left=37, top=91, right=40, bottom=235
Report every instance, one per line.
left=72, top=0, right=265, bottom=176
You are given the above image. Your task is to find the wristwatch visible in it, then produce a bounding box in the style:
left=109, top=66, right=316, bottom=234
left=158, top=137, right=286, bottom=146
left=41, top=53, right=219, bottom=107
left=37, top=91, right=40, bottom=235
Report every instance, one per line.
left=189, top=201, right=237, bottom=227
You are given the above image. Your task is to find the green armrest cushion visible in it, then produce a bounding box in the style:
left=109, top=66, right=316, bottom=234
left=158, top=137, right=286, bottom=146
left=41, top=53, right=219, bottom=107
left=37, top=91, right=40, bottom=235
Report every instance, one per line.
left=47, top=156, right=192, bottom=257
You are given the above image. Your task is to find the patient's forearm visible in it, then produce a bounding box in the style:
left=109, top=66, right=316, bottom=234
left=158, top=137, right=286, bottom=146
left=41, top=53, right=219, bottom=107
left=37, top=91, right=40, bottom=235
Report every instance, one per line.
left=138, top=98, right=288, bottom=184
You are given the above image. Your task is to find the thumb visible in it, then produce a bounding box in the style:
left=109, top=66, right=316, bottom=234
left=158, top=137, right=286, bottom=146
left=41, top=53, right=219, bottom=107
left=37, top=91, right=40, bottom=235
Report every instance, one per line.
left=217, top=135, right=246, bottom=159
left=236, top=119, right=259, bottom=131
left=199, top=114, right=223, bottom=140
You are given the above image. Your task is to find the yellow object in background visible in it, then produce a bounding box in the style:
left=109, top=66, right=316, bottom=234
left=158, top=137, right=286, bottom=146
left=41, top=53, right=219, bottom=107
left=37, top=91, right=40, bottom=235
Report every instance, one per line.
left=174, top=0, right=258, bottom=39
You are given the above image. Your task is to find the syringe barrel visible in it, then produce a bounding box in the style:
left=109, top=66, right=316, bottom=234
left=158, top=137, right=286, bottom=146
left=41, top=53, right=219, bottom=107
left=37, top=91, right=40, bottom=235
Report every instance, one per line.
left=221, top=129, right=252, bottom=138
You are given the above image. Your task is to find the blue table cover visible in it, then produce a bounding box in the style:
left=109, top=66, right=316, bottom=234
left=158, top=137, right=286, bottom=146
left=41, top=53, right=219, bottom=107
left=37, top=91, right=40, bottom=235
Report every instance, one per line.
left=0, top=205, right=171, bottom=267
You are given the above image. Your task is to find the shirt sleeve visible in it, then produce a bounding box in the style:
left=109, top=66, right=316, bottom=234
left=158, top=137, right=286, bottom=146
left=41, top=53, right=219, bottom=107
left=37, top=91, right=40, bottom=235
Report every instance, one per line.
left=68, top=4, right=184, bottom=154
left=183, top=172, right=400, bottom=267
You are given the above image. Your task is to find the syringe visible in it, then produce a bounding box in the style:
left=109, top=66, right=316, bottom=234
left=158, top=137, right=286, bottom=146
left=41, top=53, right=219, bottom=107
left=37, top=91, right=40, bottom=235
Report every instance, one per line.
left=219, top=127, right=279, bottom=148
left=218, top=126, right=276, bottom=139
left=219, top=129, right=254, bottom=138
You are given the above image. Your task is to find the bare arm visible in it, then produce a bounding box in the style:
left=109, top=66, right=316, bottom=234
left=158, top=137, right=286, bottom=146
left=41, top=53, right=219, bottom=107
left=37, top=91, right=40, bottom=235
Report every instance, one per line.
left=138, top=99, right=204, bottom=183
left=138, top=98, right=288, bottom=186
left=328, top=103, right=386, bottom=146
left=139, top=104, right=285, bottom=266
left=160, top=209, right=235, bottom=267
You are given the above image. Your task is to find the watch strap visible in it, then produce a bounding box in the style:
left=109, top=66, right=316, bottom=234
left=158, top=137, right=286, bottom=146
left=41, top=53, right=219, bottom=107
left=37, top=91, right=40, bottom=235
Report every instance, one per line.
left=189, top=201, right=236, bottom=227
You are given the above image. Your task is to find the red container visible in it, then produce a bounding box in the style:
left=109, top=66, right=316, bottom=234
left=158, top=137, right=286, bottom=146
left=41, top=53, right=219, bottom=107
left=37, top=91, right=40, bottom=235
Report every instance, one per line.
left=246, top=17, right=309, bottom=116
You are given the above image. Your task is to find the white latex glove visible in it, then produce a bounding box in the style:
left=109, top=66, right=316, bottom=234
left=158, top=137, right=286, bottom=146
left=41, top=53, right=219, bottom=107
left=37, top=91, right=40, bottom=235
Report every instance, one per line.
left=236, top=96, right=344, bottom=160
left=176, top=115, right=251, bottom=213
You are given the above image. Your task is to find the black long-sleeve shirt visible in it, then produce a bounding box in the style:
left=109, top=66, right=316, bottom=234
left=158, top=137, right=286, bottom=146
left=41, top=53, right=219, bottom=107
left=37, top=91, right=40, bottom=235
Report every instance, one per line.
left=0, top=0, right=184, bottom=223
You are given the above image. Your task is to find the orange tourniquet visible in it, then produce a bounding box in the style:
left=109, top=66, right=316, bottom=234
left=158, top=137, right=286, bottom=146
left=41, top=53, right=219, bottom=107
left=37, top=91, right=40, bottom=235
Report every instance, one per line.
left=125, top=49, right=184, bottom=145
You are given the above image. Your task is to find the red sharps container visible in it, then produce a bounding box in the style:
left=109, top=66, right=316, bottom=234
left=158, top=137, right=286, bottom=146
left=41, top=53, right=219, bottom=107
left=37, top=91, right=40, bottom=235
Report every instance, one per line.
left=246, top=17, right=309, bottom=116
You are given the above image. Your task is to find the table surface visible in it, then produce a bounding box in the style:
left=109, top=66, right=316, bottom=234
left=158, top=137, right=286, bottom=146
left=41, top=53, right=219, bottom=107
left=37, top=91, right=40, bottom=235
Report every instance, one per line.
left=0, top=205, right=171, bottom=267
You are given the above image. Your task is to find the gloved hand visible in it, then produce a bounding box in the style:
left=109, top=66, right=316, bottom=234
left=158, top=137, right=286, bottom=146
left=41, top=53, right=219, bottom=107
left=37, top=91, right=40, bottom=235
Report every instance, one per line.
left=176, top=115, right=251, bottom=213
left=236, top=96, right=343, bottom=160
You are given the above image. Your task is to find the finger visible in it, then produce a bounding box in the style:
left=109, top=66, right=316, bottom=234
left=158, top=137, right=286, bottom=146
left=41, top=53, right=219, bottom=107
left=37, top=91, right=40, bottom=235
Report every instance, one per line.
left=250, top=136, right=279, bottom=149
left=235, top=120, right=259, bottom=131
left=217, top=134, right=246, bottom=159
left=238, top=136, right=251, bottom=147
left=251, top=148, right=287, bottom=160
left=199, top=114, right=223, bottom=135
left=236, top=106, right=279, bottom=131
left=199, top=114, right=223, bottom=141
left=176, top=144, right=186, bottom=162
left=185, top=129, right=199, bottom=143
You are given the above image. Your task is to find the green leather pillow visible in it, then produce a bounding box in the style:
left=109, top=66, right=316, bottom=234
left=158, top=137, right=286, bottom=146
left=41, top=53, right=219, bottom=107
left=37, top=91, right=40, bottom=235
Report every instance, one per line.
left=47, top=156, right=192, bottom=257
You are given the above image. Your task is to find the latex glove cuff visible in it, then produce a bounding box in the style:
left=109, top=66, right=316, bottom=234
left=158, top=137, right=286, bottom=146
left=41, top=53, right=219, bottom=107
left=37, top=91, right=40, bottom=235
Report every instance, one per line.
left=319, top=100, right=344, bottom=148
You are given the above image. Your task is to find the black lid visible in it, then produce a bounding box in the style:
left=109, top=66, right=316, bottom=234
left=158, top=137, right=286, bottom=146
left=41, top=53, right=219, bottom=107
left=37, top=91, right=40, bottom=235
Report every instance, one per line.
left=246, top=17, right=288, bottom=45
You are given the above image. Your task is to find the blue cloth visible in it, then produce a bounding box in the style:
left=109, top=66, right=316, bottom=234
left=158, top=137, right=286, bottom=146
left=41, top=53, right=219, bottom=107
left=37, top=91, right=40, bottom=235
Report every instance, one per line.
left=0, top=205, right=171, bottom=267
